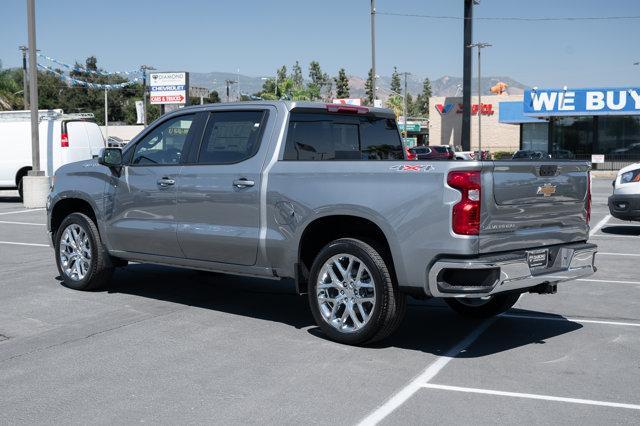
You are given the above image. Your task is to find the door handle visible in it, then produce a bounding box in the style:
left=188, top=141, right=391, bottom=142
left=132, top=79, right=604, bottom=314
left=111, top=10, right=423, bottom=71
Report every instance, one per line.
left=157, top=177, right=176, bottom=187
left=233, top=178, right=255, bottom=188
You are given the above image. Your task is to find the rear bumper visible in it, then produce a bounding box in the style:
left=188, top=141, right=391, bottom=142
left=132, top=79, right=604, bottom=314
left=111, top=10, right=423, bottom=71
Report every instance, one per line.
left=427, top=242, right=597, bottom=298
left=608, top=193, right=640, bottom=220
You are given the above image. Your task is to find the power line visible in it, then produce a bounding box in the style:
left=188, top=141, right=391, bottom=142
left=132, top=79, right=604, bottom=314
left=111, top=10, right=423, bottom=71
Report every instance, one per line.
left=377, top=11, right=640, bottom=21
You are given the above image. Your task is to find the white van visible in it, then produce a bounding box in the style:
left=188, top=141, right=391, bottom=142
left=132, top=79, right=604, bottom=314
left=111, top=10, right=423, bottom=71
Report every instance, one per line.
left=0, top=110, right=105, bottom=198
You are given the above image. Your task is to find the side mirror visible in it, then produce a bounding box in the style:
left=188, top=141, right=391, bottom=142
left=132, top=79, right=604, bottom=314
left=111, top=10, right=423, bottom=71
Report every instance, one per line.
left=98, top=147, right=123, bottom=168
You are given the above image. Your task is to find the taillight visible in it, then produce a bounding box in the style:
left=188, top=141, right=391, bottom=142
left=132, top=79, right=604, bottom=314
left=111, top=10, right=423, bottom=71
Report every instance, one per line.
left=61, top=132, right=69, bottom=147
left=586, top=172, right=591, bottom=224
left=447, top=170, right=481, bottom=235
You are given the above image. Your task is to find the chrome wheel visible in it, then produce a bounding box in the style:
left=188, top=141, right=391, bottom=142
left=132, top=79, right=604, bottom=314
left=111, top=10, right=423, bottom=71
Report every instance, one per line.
left=316, top=254, right=376, bottom=333
left=59, top=224, right=92, bottom=281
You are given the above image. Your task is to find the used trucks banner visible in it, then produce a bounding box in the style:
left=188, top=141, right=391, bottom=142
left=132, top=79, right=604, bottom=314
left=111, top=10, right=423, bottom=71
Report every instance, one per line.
left=523, top=87, right=640, bottom=116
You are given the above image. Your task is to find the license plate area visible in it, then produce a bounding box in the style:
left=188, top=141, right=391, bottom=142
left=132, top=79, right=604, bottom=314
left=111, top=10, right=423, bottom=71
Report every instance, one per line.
left=527, top=249, right=549, bottom=269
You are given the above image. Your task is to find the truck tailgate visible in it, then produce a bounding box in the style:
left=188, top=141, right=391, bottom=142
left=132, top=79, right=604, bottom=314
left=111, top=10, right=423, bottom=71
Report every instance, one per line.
left=479, top=161, right=590, bottom=253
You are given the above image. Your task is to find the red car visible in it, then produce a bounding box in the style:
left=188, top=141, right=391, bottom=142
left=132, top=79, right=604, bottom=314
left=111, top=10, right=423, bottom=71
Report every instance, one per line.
left=409, top=145, right=455, bottom=160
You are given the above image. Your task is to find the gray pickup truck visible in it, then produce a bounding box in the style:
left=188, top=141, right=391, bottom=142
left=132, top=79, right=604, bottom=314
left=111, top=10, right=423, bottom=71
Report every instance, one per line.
left=46, top=101, right=597, bottom=345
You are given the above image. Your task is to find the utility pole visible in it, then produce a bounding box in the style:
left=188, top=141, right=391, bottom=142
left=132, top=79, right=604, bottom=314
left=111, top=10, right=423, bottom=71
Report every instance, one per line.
left=23, top=0, right=49, bottom=208
left=401, top=72, right=411, bottom=140
left=19, top=45, right=28, bottom=109
left=27, top=0, right=39, bottom=175
left=140, top=64, right=155, bottom=126
left=237, top=68, right=240, bottom=101
left=370, top=0, right=376, bottom=102
left=225, top=80, right=236, bottom=102
left=468, top=42, right=491, bottom=155
left=104, top=88, right=108, bottom=139
left=461, top=0, right=475, bottom=151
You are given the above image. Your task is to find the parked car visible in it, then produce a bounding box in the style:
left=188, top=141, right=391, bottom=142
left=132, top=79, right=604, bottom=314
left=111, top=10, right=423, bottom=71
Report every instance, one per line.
left=106, top=136, right=126, bottom=148
left=455, top=151, right=476, bottom=161
left=405, top=146, right=417, bottom=160
left=47, top=101, right=596, bottom=345
left=409, top=145, right=455, bottom=160
left=0, top=110, right=105, bottom=199
left=512, top=150, right=551, bottom=160
left=608, top=162, right=640, bottom=221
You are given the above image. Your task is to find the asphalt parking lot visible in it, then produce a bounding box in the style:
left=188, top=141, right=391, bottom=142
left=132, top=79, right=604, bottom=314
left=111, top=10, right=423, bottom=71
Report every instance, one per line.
left=0, top=178, right=639, bottom=425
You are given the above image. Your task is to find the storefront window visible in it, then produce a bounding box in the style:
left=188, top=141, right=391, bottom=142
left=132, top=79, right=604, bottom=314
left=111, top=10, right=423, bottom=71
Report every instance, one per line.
left=550, top=117, right=594, bottom=159
left=598, top=116, right=640, bottom=159
left=522, top=122, right=549, bottom=153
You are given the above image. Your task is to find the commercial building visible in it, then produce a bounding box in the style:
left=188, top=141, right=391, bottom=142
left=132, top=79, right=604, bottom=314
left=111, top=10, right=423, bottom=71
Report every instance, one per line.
left=429, top=87, right=640, bottom=168
left=428, top=94, right=522, bottom=153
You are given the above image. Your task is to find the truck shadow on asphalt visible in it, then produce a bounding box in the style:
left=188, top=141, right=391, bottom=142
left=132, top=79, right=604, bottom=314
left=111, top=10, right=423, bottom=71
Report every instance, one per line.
left=600, top=225, right=640, bottom=236
left=107, top=263, right=582, bottom=356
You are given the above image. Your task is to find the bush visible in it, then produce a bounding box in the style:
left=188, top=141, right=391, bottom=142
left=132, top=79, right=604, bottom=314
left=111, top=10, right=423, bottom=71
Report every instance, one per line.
left=492, top=151, right=515, bottom=160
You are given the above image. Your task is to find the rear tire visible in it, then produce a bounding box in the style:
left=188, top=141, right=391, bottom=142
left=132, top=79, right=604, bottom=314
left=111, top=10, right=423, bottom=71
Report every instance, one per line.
left=307, top=238, right=406, bottom=346
left=445, top=293, right=520, bottom=318
left=54, top=212, right=114, bottom=291
left=17, top=177, right=24, bottom=200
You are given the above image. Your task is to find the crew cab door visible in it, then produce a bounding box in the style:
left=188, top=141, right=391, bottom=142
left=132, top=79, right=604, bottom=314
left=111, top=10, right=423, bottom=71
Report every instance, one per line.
left=176, top=108, right=274, bottom=266
left=104, top=113, right=197, bottom=257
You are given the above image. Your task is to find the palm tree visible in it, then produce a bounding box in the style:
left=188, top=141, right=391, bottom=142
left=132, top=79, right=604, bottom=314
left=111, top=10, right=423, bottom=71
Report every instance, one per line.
left=0, top=69, right=21, bottom=110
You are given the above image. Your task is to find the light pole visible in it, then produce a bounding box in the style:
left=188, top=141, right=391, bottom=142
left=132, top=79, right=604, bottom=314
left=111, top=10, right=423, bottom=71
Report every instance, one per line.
left=19, top=45, right=28, bottom=109
left=370, top=0, right=376, bottom=102
left=140, top=64, right=155, bottom=126
left=468, top=42, right=491, bottom=155
left=225, top=80, right=236, bottom=102
left=401, top=72, right=411, bottom=139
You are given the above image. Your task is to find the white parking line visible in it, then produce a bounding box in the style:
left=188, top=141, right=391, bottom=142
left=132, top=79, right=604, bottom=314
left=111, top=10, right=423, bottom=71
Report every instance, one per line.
left=501, top=313, right=640, bottom=328
left=0, top=220, right=45, bottom=226
left=0, top=208, right=45, bottom=216
left=577, top=278, right=640, bottom=285
left=590, top=234, right=638, bottom=239
left=0, top=241, right=49, bottom=247
left=357, top=319, right=496, bottom=426
left=589, top=214, right=611, bottom=236
left=420, top=384, right=640, bottom=411
left=597, top=252, right=640, bottom=257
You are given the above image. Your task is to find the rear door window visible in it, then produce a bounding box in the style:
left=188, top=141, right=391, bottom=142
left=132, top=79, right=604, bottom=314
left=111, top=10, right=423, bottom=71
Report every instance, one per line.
left=283, top=113, right=403, bottom=160
left=196, top=111, right=266, bottom=164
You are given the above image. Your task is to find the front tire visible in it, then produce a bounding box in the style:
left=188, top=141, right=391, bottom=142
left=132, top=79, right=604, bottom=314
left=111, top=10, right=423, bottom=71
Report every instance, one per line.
left=54, top=212, right=114, bottom=291
left=307, top=238, right=406, bottom=345
left=445, top=293, right=520, bottom=318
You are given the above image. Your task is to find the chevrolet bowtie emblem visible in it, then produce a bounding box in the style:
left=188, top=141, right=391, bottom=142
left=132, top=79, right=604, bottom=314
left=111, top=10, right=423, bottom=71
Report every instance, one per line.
left=537, top=183, right=557, bottom=197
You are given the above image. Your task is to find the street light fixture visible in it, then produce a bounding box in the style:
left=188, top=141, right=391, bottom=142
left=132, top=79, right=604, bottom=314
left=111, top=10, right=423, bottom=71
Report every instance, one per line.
left=468, top=42, right=492, bottom=155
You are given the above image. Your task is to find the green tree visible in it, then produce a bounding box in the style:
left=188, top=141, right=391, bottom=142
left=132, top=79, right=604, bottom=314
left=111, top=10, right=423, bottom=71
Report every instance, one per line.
left=308, top=61, right=329, bottom=101
left=364, top=68, right=375, bottom=105
left=277, top=65, right=287, bottom=85
left=414, top=78, right=432, bottom=116
left=0, top=67, right=22, bottom=110
left=334, top=68, right=350, bottom=99
left=385, top=94, right=403, bottom=120
left=390, top=66, right=402, bottom=95
left=291, top=61, right=303, bottom=88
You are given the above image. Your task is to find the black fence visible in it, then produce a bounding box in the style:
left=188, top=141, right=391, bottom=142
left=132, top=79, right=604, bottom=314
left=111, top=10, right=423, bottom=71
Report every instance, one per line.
left=572, top=154, right=640, bottom=171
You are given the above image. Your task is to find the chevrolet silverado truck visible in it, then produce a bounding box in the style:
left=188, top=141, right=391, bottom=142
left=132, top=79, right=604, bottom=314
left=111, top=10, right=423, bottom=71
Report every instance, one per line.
left=46, top=101, right=597, bottom=345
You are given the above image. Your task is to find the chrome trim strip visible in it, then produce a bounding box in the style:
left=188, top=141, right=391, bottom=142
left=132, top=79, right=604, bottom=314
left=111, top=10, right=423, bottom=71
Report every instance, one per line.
left=427, top=245, right=597, bottom=298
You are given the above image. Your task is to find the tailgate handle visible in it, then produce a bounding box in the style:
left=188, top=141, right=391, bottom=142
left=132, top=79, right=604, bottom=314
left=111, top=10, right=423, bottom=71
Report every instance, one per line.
left=539, top=165, right=558, bottom=177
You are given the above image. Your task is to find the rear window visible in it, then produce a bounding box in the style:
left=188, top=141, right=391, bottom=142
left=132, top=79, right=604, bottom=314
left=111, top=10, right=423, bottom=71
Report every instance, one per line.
left=433, top=146, right=449, bottom=153
left=283, top=112, right=403, bottom=160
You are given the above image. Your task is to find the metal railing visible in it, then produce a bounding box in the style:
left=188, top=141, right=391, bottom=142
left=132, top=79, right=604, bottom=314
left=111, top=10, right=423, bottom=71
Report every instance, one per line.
left=571, top=154, right=640, bottom=171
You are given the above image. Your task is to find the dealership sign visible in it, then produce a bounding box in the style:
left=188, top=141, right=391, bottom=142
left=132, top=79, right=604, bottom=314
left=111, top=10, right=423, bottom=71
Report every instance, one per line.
left=436, top=103, right=494, bottom=115
left=149, top=72, right=189, bottom=105
left=524, top=87, right=640, bottom=116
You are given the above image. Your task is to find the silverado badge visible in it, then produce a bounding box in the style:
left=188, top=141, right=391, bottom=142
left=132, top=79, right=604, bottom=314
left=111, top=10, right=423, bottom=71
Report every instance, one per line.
left=537, top=183, right=557, bottom=197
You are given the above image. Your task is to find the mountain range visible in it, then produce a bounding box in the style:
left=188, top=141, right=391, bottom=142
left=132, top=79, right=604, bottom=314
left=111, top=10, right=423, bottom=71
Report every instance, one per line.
left=189, top=72, right=529, bottom=100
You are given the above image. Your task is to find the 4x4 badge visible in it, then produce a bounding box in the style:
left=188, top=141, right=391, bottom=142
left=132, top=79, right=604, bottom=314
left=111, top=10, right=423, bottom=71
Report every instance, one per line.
left=537, top=183, right=557, bottom=197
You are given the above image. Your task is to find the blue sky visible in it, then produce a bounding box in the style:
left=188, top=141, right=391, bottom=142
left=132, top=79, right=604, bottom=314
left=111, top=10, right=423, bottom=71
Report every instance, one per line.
left=1, top=0, right=639, bottom=87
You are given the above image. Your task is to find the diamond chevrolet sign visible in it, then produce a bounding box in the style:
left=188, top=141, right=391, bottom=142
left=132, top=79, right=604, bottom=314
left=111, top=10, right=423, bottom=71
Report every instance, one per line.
left=149, top=72, right=189, bottom=105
